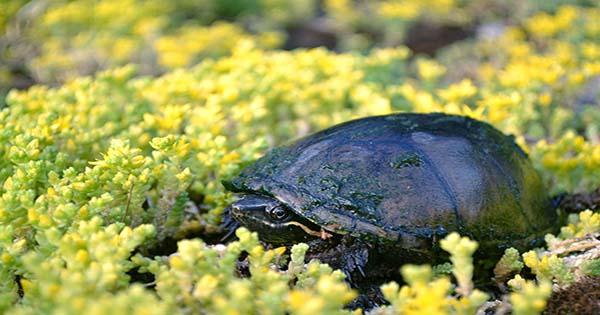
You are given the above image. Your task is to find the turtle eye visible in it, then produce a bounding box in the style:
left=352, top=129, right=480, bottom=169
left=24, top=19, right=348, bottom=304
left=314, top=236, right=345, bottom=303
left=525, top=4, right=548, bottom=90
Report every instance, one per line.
left=268, top=206, right=290, bottom=222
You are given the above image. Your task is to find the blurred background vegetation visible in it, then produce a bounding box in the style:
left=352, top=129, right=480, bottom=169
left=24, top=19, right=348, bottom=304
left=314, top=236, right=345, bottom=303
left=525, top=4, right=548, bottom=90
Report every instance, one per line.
left=1, top=0, right=598, bottom=91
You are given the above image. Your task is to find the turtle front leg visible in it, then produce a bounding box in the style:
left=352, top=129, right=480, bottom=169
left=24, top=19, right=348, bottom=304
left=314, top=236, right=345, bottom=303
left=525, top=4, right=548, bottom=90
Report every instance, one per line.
left=305, top=235, right=388, bottom=310
left=306, top=235, right=370, bottom=285
left=219, top=206, right=240, bottom=242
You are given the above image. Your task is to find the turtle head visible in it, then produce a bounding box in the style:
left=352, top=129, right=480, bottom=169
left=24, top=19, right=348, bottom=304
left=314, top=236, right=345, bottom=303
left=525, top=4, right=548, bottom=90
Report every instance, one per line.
left=229, top=194, right=328, bottom=244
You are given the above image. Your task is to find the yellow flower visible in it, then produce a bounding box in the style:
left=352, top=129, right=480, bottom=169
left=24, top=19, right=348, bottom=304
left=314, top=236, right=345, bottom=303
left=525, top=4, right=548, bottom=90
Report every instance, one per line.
left=526, top=5, right=577, bottom=38
left=394, top=265, right=452, bottom=315
left=477, top=63, right=496, bottom=82
left=1, top=252, right=12, bottom=264
left=288, top=291, right=325, bottom=315
left=538, top=93, right=552, bottom=106
left=76, top=250, right=90, bottom=264
left=583, top=61, right=600, bottom=77
left=522, top=251, right=540, bottom=270
left=438, top=79, right=477, bottom=102
left=193, top=275, right=220, bottom=299
left=169, top=255, right=185, bottom=270
left=510, top=279, right=552, bottom=315
left=417, top=59, right=446, bottom=81
left=378, top=1, right=421, bottom=19
left=39, top=214, right=53, bottom=227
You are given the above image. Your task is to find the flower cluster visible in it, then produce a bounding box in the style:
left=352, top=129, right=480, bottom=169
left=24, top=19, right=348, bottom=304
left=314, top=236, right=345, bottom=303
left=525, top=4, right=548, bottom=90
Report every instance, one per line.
left=508, top=276, right=553, bottom=315
left=322, top=0, right=586, bottom=51
left=482, top=209, right=600, bottom=314
left=324, top=0, right=459, bottom=50
left=372, top=210, right=599, bottom=315
left=377, top=233, right=489, bottom=315
left=521, top=210, right=600, bottom=285
left=376, top=229, right=587, bottom=315
left=0, top=49, right=409, bottom=313
left=2, top=0, right=593, bottom=90
left=0, top=0, right=315, bottom=84
left=154, top=23, right=282, bottom=69
left=134, top=228, right=355, bottom=315
left=532, top=132, right=600, bottom=193
left=5, top=216, right=158, bottom=314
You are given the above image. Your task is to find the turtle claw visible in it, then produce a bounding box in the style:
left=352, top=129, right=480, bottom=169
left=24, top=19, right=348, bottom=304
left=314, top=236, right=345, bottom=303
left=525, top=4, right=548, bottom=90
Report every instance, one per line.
left=343, top=269, right=353, bottom=286
left=220, top=206, right=240, bottom=243
left=220, top=227, right=238, bottom=243
left=326, top=237, right=370, bottom=286
left=344, top=239, right=369, bottom=279
left=356, top=264, right=366, bottom=278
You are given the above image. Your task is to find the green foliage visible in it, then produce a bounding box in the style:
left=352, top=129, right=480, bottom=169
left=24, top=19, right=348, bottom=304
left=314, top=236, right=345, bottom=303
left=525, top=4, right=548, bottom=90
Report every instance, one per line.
left=0, top=48, right=411, bottom=314
left=522, top=210, right=600, bottom=288
left=494, top=248, right=524, bottom=281
left=134, top=228, right=354, bottom=315
left=377, top=233, right=489, bottom=315
left=3, top=0, right=594, bottom=88
left=532, top=132, right=600, bottom=193
left=581, top=259, right=600, bottom=277
left=322, top=0, right=593, bottom=51
left=8, top=217, right=158, bottom=314
left=559, top=209, right=600, bottom=239
left=523, top=251, right=574, bottom=286
left=508, top=276, right=553, bottom=315
left=0, top=48, right=415, bottom=254
left=0, top=0, right=314, bottom=84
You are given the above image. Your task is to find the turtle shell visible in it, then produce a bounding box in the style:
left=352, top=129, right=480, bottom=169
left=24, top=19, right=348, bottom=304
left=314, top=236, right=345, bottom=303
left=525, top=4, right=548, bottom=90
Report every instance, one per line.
left=225, top=113, right=555, bottom=248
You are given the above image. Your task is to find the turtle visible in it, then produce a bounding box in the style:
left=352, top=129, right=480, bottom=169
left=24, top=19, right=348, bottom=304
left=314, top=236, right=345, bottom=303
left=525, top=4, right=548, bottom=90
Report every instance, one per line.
left=222, top=113, right=558, bottom=303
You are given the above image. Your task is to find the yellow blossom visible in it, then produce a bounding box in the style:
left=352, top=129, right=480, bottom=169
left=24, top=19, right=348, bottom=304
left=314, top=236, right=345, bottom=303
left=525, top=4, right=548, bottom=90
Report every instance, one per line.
left=417, top=59, right=446, bottom=81
left=538, top=93, right=552, bottom=106
left=438, top=79, right=477, bottom=102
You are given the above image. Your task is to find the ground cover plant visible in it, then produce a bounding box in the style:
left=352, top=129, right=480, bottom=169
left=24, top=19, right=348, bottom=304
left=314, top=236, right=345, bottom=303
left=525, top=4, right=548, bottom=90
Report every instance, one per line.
left=1, top=1, right=600, bottom=314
